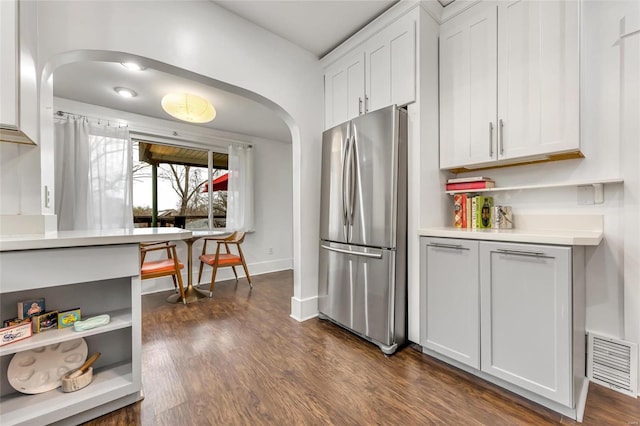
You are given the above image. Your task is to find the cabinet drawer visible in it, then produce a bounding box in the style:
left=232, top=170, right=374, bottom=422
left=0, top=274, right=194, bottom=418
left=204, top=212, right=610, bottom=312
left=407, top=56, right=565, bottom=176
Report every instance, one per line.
left=0, top=244, right=140, bottom=292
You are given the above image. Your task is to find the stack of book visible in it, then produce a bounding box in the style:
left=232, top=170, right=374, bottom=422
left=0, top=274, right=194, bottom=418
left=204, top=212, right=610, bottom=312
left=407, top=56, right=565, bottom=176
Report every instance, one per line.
left=449, top=177, right=496, bottom=229
left=446, top=176, right=495, bottom=191
left=454, top=194, right=494, bottom=229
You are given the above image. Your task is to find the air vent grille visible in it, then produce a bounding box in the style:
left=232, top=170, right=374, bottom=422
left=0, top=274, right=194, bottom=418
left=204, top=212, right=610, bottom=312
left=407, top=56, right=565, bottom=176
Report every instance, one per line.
left=588, top=333, right=638, bottom=397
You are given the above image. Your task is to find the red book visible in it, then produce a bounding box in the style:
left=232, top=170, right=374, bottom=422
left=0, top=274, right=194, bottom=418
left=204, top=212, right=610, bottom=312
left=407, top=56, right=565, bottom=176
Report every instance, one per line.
left=461, top=193, right=467, bottom=228
left=446, top=180, right=495, bottom=191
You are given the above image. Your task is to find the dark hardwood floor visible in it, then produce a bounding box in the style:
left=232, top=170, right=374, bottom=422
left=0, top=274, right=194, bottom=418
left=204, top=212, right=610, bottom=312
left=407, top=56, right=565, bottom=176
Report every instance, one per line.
left=84, top=270, right=639, bottom=425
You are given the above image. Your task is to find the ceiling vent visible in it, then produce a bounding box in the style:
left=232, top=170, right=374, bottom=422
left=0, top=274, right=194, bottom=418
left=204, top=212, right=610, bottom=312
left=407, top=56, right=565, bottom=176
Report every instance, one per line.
left=587, top=332, right=638, bottom=397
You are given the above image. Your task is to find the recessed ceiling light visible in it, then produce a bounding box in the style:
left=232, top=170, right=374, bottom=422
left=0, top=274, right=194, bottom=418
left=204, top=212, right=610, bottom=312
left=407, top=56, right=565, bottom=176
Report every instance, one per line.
left=121, top=62, right=145, bottom=71
left=161, top=93, right=216, bottom=123
left=114, top=87, right=137, bottom=98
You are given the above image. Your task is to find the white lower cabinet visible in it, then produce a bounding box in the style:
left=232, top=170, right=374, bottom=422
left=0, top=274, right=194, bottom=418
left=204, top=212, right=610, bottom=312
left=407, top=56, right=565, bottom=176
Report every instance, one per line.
left=0, top=244, right=142, bottom=425
left=480, top=241, right=572, bottom=406
left=420, top=237, right=586, bottom=419
left=421, top=237, right=479, bottom=369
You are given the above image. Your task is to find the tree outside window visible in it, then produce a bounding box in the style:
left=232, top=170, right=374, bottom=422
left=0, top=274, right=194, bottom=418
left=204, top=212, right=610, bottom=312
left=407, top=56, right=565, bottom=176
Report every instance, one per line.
left=132, top=141, right=228, bottom=229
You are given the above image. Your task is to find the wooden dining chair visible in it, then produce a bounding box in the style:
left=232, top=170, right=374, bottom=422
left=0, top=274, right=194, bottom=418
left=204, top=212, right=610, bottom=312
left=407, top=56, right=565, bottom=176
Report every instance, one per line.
left=140, top=241, right=186, bottom=304
left=197, top=231, right=252, bottom=297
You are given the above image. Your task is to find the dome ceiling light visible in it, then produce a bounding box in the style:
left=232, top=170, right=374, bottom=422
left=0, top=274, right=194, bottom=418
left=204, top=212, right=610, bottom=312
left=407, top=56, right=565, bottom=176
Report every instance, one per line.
left=114, top=87, right=137, bottom=98
left=121, top=62, right=146, bottom=71
left=161, top=93, right=216, bottom=124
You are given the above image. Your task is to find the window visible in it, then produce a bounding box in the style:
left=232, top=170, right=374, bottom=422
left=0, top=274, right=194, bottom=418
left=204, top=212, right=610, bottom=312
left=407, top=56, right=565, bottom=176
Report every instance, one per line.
left=132, top=140, right=228, bottom=229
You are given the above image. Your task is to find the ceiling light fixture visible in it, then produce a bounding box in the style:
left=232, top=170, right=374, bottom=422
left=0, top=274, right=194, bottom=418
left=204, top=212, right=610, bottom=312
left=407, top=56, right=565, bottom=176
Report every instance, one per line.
left=114, top=87, right=137, bottom=98
left=121, top=62, right=145, bottom=71
left=161, top=93, right=216, bottom=123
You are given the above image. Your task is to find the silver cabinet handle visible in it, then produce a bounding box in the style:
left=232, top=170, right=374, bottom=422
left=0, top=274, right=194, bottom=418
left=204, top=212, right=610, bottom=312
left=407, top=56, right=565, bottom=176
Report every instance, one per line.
left=489, top=122, right=494, bottom=157
left=358, top=97, right=363, bottom=115
left=427, top=243, right=469, bottom=251
left=321, top=245, right=383, bottom=259
left=499, top=119, right=504, bottom=155
left=364, top=95, right=369, bottom=113
left=496, top=248, right=547, bottom=257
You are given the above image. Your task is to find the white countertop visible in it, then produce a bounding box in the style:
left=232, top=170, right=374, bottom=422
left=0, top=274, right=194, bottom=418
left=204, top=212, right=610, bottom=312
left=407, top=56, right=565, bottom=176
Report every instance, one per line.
left=418, top=214, right=604, bottom=246
left=0, top=228, right=193, bottom=251
left=417, top=227, right=603, bottom=246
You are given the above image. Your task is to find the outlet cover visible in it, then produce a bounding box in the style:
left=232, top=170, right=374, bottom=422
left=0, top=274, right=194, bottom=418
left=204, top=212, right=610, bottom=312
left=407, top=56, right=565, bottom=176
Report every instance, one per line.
left=577, top=185, right=594, bottom=205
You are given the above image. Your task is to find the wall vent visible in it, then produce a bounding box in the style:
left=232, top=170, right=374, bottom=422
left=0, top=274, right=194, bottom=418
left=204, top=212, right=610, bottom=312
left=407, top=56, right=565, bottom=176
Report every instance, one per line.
left=587, top=333, right=638, bottom=397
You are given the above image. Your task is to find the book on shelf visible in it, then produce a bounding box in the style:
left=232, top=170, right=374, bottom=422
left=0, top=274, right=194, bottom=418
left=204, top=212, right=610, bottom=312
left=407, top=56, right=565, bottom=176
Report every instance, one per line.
left=17, top=298, right=45, bottom=320
left=475, top=196, right=494, bottom=229
left=466, top=195, right=473, bottom=228
left=446, top=180, right=496, bottom=191
left=447, top=176, right=493, bottom=184
left=453, top=194, right=464, bottom=228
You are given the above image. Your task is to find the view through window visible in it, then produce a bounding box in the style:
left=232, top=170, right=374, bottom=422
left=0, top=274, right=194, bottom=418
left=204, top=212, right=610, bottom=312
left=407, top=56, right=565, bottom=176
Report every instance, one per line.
left=132, top=141, right=228, bottom=229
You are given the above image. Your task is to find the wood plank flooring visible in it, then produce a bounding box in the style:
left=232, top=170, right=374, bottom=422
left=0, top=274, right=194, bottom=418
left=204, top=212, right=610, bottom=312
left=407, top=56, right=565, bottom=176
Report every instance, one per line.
left=84, top=270, right=639, bottom=425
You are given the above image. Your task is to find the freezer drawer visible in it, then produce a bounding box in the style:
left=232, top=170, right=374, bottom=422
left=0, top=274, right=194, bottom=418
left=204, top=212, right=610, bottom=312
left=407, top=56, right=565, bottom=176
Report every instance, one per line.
left=318, top=241, right=400, bottom=348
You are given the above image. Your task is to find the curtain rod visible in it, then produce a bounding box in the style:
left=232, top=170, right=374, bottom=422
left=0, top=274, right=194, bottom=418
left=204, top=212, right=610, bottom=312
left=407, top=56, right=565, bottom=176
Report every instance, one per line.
left=55, top=110, right=129, bottom=128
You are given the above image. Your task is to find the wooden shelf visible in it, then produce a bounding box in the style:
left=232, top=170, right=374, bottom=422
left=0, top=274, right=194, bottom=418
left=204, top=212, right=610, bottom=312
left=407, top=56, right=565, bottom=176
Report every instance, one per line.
left=445, top=178, right=624, bottom=195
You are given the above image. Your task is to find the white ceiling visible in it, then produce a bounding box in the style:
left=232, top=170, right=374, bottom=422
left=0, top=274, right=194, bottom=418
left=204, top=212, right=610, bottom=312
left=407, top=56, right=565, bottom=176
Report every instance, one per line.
left=54, top=1, right=457, bottom=144
left=53, top=61, right=291, bottom=142
left=214, top=0, right=398, bottom=58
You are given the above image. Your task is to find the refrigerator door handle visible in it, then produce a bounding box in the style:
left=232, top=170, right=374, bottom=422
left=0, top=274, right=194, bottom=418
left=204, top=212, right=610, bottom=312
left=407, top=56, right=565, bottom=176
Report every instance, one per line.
left=349, top=124, right=358, bottom=229
left=341, top=133, right=351, bottom=240
left=320, top=244, right=383, bottom=259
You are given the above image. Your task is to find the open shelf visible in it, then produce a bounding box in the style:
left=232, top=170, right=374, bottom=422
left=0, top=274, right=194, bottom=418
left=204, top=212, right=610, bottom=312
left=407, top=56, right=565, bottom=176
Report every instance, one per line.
left=445, top=177, right=624, bottom=195
left=0, top=362, right=135, bottom=425
left=0, top=309, right=132, bottom=357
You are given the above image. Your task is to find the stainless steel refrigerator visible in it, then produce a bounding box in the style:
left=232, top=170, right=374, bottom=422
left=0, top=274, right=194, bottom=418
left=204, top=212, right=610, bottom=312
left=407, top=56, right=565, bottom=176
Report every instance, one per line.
left=318, top=105, right=407, bottom=355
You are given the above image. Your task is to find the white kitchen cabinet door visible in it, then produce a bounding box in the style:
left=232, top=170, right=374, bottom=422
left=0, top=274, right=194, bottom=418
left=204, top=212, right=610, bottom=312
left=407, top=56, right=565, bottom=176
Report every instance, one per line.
left=366, top=14, right=416, bottom=114
left=324, top=52, right=365, bottom=129
left=0, top=0, right=39, bottom=145
left=439, top=2, right=497, bottom=169
left=0, top=0, right=18, bottom=130
left=480, top=241, right=573, bottom=406
left=497, top=0, right=579, bottom=161
left=421, top=237, right=480, bottom=369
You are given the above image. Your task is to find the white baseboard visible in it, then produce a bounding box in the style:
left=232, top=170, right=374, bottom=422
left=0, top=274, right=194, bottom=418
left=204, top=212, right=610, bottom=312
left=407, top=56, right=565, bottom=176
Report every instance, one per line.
left=290, top=295, right=318, bottom=322
left=141, top=257, right=293, bottom=295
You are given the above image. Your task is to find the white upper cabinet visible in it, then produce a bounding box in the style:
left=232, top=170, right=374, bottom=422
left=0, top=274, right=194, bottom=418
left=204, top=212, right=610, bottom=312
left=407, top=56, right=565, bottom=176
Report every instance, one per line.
left=498, top=1, right=580, bottom=161
left=0, top=0, right=39, bottom=145
left=324, top=13, right=416, bottom=130
left=324, top=52, right=366, bottom=130
left=439, top=0, right=580, bottom=170
left=440, top=2, right=497, bottom=169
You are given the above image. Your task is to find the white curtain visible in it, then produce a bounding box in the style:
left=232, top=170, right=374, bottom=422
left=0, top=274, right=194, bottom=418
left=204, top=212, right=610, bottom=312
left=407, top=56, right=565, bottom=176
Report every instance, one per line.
left=226, top=145, right=254, bottom=232
left=54, top=115, right=133, bottom=231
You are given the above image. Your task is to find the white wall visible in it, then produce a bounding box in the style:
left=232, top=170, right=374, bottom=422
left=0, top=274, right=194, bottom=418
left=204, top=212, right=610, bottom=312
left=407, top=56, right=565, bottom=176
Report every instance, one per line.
left=453, top=0, right=640, bottom=388
left=13, top=0, right=323, bottom=320
left=53, top=97, right=293, bottom=293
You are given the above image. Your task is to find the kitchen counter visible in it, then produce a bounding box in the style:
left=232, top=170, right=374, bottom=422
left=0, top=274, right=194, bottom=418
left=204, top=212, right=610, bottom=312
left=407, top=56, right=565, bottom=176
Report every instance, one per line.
left=0, top=227, right=192, bottom=251
left=418, top=214, right=604, bottom=246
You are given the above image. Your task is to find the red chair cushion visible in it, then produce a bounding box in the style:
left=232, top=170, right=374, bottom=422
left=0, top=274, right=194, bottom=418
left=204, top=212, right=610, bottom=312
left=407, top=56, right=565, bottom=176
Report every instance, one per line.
left=199, top=253, right=241, bottom=266
left=141, top=259, right=184, bottom=276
